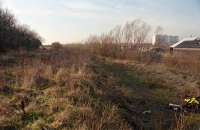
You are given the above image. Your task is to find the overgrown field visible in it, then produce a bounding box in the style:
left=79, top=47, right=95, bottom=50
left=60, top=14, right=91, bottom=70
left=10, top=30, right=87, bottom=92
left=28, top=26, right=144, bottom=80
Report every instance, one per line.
left=0, top=45, right=200, bottom=130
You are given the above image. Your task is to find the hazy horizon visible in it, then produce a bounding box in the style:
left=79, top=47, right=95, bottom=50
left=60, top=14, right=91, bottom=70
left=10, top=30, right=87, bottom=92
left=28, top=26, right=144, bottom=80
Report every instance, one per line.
left=1, top=0, right=200, bottom=44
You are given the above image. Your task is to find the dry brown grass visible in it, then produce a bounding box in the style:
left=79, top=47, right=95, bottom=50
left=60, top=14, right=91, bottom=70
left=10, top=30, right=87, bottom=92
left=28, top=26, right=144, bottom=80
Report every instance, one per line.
left=164, top=51, right=200, bottom=76
left=0, top=45, right=132, bottom=130
left=1, top=43, right=200, bottom=130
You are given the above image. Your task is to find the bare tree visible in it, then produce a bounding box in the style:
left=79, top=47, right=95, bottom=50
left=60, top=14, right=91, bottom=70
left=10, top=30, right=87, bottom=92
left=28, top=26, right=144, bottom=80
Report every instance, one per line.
left=155, top=26, right=164, bottom=35
left=109, top=25, right=123, bottom=44
left=132, top=19, right=151, bottom=44
left=86, top=35, right=100, bottom=44
left=122, top=22, right=133, bottom=44
left=122, top=19, right=151, bottom=45
left=86, top=19, right=151, bottom=57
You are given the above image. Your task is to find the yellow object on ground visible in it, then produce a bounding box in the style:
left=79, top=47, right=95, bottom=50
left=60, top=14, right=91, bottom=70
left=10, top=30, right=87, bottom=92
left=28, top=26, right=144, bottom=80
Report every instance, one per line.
left=184, top=97, right=199, bottom=105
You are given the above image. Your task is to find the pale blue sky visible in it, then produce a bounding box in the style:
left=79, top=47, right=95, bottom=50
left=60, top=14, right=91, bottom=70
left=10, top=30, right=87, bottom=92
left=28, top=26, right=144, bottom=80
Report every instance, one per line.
left=1, top=0, right=200, bottom=44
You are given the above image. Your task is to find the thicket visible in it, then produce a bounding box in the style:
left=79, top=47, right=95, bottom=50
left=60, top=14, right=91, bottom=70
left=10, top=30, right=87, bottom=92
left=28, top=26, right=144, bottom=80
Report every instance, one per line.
left=0, top=7, right=42, bottom=52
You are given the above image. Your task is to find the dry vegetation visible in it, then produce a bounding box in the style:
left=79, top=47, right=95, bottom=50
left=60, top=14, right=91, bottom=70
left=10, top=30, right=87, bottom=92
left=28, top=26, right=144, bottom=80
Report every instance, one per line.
left=0, top=46, right=132, bottom=130
left=1, top=7, right=200, bottom=129
left=0, top=43, right=200, bottom=130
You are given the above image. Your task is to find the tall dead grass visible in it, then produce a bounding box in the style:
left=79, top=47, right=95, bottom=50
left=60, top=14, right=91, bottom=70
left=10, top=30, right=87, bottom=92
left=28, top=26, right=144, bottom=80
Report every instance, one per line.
left=0, top=45, right=132, bottom=130
left=164, top=51, right=200, bottom=76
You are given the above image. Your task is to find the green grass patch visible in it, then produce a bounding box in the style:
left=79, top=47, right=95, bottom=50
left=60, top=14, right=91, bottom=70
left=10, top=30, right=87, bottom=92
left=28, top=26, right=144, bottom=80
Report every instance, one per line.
left=22, top=112, right=44, bottom=125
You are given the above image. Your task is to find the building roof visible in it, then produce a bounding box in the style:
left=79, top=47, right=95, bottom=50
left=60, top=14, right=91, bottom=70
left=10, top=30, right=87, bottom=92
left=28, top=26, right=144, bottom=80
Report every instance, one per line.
left=170, top=37, right=200, bottom=48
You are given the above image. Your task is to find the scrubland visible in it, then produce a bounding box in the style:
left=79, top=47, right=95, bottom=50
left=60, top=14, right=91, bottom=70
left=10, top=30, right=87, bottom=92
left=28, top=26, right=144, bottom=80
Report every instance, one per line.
left=1, top=3, right=200, bottom=130
left=1, top=44, right=200, bottom=130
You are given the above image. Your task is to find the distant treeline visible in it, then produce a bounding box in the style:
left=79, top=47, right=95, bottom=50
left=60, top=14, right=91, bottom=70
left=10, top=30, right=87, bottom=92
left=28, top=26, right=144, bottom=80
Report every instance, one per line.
left=0, top=6, right=42, bottom=52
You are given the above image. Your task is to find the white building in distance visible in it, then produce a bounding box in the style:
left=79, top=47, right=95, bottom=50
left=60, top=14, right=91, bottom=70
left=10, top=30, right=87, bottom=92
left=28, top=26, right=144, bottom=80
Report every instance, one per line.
left=152, top=34, right=179, bottom=46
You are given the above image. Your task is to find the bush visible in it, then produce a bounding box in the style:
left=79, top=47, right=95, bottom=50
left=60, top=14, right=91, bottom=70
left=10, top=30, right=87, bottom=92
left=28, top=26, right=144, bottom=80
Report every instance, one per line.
left=139, top=47, right=165, bottom=63
left=51, top=42, right=63, bottom=50
left=0, top=7, right=42, bottom=51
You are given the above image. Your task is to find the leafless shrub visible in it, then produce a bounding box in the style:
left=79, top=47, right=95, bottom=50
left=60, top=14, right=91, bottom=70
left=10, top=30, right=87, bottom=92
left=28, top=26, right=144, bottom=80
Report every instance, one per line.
left=86, top=19, right=151, bottom=59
